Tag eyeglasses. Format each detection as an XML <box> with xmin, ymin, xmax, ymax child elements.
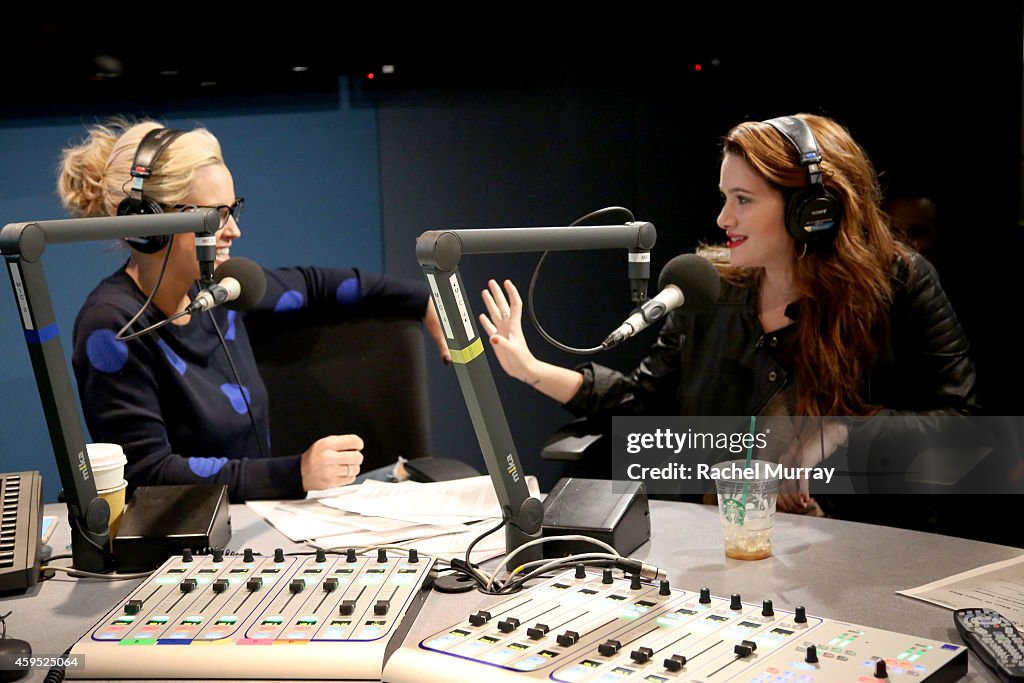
<box><xmin>170</xmin><ymin>198</ymin><xmax>244</xmax><ymax>229</ymax></box>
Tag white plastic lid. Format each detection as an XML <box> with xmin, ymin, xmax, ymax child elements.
<box><xmin>86</xmin><ymin>443</ymin><xmax>127</xmax><ymax>470</ymax></box>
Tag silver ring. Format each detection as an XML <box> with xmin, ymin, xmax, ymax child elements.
<box><xmin>501</xmin><ymin>310</ymin><xmax>511</xmax><ymax>320</ymax></box>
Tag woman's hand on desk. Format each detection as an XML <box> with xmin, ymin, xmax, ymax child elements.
<box><xmin>301</xmin><ymin>434</ymin><xmax>365</xmax><ymax>491</ymax></box>
<box><xmin>777</xmin><ymin>420</ymin><xmax>849</xmax><ymax>512</ymax></box>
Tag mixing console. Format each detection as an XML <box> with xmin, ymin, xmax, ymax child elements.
<box><xmin>384</xmin><ymin>567</ymin><xmax>967</xmax><ymax>683</ymax></box>
<box><xmin>68</xmin><ymin>547</ymin><xmax>435</xmax><ymax>679</ymax></box>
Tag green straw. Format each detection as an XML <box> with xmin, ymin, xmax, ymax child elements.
<box><xmin>738</xmin><ymin>414</ymin><xmax>756</xmax><ymax>526</ymax></box>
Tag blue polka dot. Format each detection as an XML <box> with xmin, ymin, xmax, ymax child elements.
<box><xmin>225</xmin><ymin>310</ymin><xmax>237</xmax><ymax>341</ymax></box>
<box><xmin>336</xmin><ymin>277</ymin><xmax>361</xmax><ymax>305</ymax></box>
<box><xmin>188</xmin><ymin>457</ymin><xmax>228</xmax><ymax>477</ymax></box>
<box><xmin>274</xmin><ymin>290</ymin><xmax>305</xmax><ymax>312</ymax></box>
<box><xmin>86</xmin><ymin>329</ymin><xmax>129</xmax><ymax>373</ymax></box>
<box><xmin>157</xmin><ymin>339</ymin><xmax>187</xmax><ymax>376</ymax></box>
<box><xmin>219</xmin><ymin>383</ymin><xmax>251</xmax><ymax>414</ymax></box>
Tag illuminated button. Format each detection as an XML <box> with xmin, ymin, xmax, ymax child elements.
<box><xmin>339</xmin><ymin>600</ymin><xmax>357</xmax><ymax>616</ymax></box>
<box><xmin>599</xmin><ymin>639</ymin><xmax>622</xmax><ymax>656</ymax></box>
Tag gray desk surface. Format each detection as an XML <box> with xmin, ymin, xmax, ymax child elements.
<box><xmin>4</xmin><ymin>500</ymin><xmax>1021</xmax><ymax>682</ymax></box>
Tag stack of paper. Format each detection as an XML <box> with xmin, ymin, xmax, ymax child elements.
<box><xmin>246</xmin><ymin>476</ymin><xmax>540</xmax><ymax>564</ymax></box>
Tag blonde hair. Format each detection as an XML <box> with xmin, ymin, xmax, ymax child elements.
<box><xmin>58</xmin><ymin>117</ymin><xmax>224</xmax><ymax>218</ymax></box>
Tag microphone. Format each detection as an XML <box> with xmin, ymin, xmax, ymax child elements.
<box><xmin>194</xmin><ymin>232</ymin><xmax>217</xmax><ymax>285</ymax></box>
<box><xmin>602</xmin><ymin>253</ymin><xmax>721</xmax><ymax>349</ymax></box>
<box><xmin>186</xmin><ymin>256</ymin><xmax>267</xmax><ymax>314</ymax></box>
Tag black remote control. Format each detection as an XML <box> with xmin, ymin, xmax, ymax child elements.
<box><xmin>953</xmin><ymin>608</ymin><xmax>1024</xmax><ymax>682</ymax></box>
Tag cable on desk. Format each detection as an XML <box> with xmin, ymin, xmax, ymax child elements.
<box><xmin>40</xmin><ymin>565</ymin><xmax>154</xmax><ymax>580</ymax></box>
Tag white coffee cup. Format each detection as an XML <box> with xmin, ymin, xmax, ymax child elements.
<box><xmin>86</xmin><ymin>443</ymin><xmax>128</xmax><ymax>491</ymax></box>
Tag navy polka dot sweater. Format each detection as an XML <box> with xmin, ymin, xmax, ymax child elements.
<box><xmin>71</xmin><ymin>263</ymin><xmax>430</xmax><ymax>502</ymax></box>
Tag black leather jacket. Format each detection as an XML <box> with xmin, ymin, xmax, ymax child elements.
<box><xmin>565</xmin><ymin>252</ymin><xmax>980</xmax><ymax>418</ymax></box>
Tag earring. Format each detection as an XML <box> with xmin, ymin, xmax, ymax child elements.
<box><xmin>797</xmin><ymin>243</ymin><xmax>809</xmax><ymax>260</ymax></box>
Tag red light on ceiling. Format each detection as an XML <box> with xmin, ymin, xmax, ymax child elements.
<box><xmin>366</xmin><ymin>72</ymin><xmax>375</xmax><ymax>80</ymax></box>
<box><xmin>694</xmin><ymin>63</ymin><xmax>703</xmax><ymax>72</ymax></box>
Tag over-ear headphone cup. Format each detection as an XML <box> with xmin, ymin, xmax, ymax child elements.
<box><xmin>786</xmin><ymin>188</ymin><xmax>841</xmax><ymax>245</ymax></box>
<box><xmin>117</xmin><ymin>197</ymin><xmax>171</xmax><ymax>254</ymax></box>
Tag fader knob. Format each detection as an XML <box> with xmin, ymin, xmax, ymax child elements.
<box><xmin>323</xmin><ymin>578</ymin><xmax>339</xmax><ymax>592</ymax></box>
<box><xmin>377</xmin><ymin>549</ymin><xmax>389</xmax><ymax>563</ymax></box>
<box><xmin>730</xmin><ymin>593</ymin><xmax>742</xmax><ymax>610</ymax></box>
<box><xmin>527</xmin><ymin>623</ymin><xmax>549</xmax><ymax>640</ymax></box>
<box><xmin>630</xmin><ymin>647</ymin><xmax>653</xmax><ymax>664</ymax></box>
<box><xmin>468</xmin><ymin>611</ymin><xmax>491</xmax><ymax>626</ymax></box>
<box><xmin>374</xmin><ymin>599</ymin><xmax>390</xmax><ymax>615</ymax></box>
<box><xmin>340</xmin><ymin>600</ymin><xmax>357</xmax><ymax>616</ymax></box>
<box><xmin>212</xmin><ymin>548</ymin><xmax>224</xmax><ymax>562</ymax></box>
<box><xmin>805</xmin><ymin>645</ymin><xmax>819</xmax><ymax>663</ymax></box>
<box><xmin>246</xmin><ymin>577</ymin><xmax>262</xmax><ymax>591</ymax></box>
<box><xmin>346</xmin><ymin>548</ymin><xmax>357</xmax><ymax>563</ymax></box>
<box><xmin>699</xmin><ymin>587</ymin><xmax>711</xmax><ymax>604</ymax></box>
<box><xmin>497</xmin><ymin>617</ymin><xmax>520</xmax><ymax>633</ymax></box>
<box><xmin>664</xmin><ymin>655</ymin><xmax>687</xmax><ymax>672</ymax></box>
<box><xmin>794</xmin><ymin>606</ymin><xmax>807</xmax><ymax>623</ymax></box>
<box><xmin>598</xmin><ymin>639</ymin><xmax>621</xmax><ymax>656</ymax></box>
<box><xmin>602</xmin><ymin>569</ymin><xmax>614</xmax><ymax>584</ymax></box>
<box><xmin>557</xmin><ymin>630</ymin><xmax>580</xmax><ymax>647</ymax></box>
<box><xmin>409</xmin><ymin>549</ymin><xmax>419</xmax><ymax>563</ymax></box>
<box><xmin>762</xmin><ymin>599</ymin><xmax>774</xmax><ymax>616</ymax></box>
<box><xmin>125</xmin><ymin>599</ymin><xmax>143</xmax><ymax>615</ymax></box>
<box><xmin>274</xmin><ymin>548</ymin><xmax>285</xmax><ymax>563</ymax></box>
<box><xmin>289</xmin><ymin>579</ymin><xmax>305</xmax><ymax>594</ymax></box>
<box><xmin>874</xmin><ymin>660</ymin><xmax>889</xmax><ymax>678</ymax></box>
<box><xmin>180</xmin><ymin>578</ymin><xmax>197</xmax><ymax>593</ymax></box>
<box><xmin>213</xmin><ymin>579</ymin><xmax>230</xmax><ymax>594</ymax></box>
<box><xmin>630</xmin><ymin>574</ymin><xmax>643</xmax><ymax>590</ymax></box>
<box><xmin>181</xmin><ymin>548</ymin><xmax>193</xmax><ymax>562</ymax></box>
<box><xmin>243</xmin><ymin>548</ymin><xmax>255</xmax><ymax>563</ymax></box>
<box><xmin>316</xmin><ymin>549</ymin><xmax>327</xmax><ymax>563</ymax></box>
<box><xmin>659</xmin><ymin>579</ymin><xmax>671</xmax><ymax>595</ymax></box>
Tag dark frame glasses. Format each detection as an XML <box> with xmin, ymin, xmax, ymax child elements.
<box><xmin>170</xmin><ymin>197</ymin><xmax>244</xmax><ymax>228</ymax></box>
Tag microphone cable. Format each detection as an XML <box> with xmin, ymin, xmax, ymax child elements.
<box><xmin>208</xmin><ymin>308</ymin><xmax>268</xmax><ymax>461</ymax></box>
<box><xmin>526</xmin><ymin>206</ymin><xmax>636</xmax><ymax>355</ymax></box>
<box><xmin>115</xmin><ymin>237</ymin><xmax>176</xmax><ymax>341</ymax></box>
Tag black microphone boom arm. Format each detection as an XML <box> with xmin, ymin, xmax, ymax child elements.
<box><xmin>416</xmin><ymin>222</ymin><xmax>656</xmax><ymax>564</ymax></box>
<box><xmin>0</xmin><ymin>210</ymin><xmax>220</xmax><ymax>573</ymax></box>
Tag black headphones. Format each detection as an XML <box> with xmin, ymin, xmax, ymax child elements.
<box><xmin>116</xmin><ymin>127</ymin><xmax>186</xmax><ymax>253</ymax></box>
<box><xmin>762</xmin><ymin>116</ymin><xmax>841</xmax><ymax>245</ymax></box>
